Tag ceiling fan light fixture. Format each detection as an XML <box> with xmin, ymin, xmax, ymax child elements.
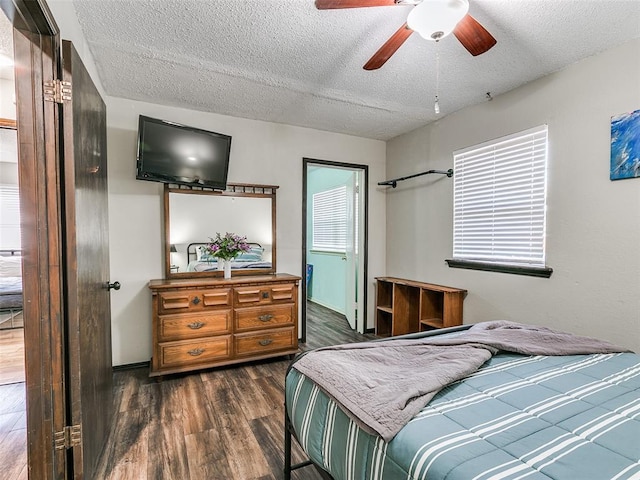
<box><xmin>407</xmin><ymin>0</ymin><xmax>469</xmax><ymax>41</ymax></box>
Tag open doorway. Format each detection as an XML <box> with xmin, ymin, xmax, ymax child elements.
<box><xmin>0</xmin><ymin>10</ymin><xmax>26</xmax><ymax>477</ymax></box>
<box><xmin>301</xmin><ymin>158</ymin><xmax>368</xmax><ymax>346</ymax></box>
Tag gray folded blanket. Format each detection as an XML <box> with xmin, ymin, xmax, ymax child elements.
<box><xmin>292</xmin><ymin>320</ymin><xmax>631</xmax><ymax>442</ymax></box>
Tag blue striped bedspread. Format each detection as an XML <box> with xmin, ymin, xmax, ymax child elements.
<box><xmin>286</xmin><ymin>352</ymin><xmax>640</xmax><ymax>479</ymax></box>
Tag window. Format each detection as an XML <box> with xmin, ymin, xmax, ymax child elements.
<box><xmin>0</xmin><ymin>127</ymin><xmax>20</xmax><ymax>250</ymax></box>
<box><xmin>0</xmin><ymin>184</ymin><xmax>21</xmax><ymax>250</ymax></box>
<box><xmin>312</xmin><ymin>185</ymin><xmax>346</xmax><ymax>252</ymax></box>
<box><xmin>447</xmin><ymin>125</ymin><xmax>552</xmax><ymax>277</ymax></box>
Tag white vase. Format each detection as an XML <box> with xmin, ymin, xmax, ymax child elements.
<box><xmin>216</xmin><ymin>258</ymin><xmax>224</xmax><ymax>270</ymax></box>
<box><xmin>223</xmin><ymin>259</ymin><xmax>232</xmax><ymax>279</ymax></box>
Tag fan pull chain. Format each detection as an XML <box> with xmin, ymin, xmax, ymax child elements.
<box><xmin>434</xmin><ymin>42</ymin><xmax>440</xmax><ymax>115</ymax></box>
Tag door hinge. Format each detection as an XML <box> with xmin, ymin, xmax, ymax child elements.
<box><xmin>44</xmin><ymin>80</ymin><xmax>72</xmax><ymax>104</ymax></box>
<box><xmin>54</xmin><ymin>424</ymin><xmax>82</xmax><ymax>450</ymax></box>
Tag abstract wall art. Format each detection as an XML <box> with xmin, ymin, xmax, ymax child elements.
<box><xmin>610</xmin><ymin>108</ymin><xmax>640</xmax><ymax>180</ymax></box>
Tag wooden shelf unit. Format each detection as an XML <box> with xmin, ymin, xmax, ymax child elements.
<box><xmin>375</xmin><ymin>277</ymin><xmax>466</xmax><ymax>337</ymax></box>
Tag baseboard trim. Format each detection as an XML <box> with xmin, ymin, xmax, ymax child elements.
<box><xmin>113</xmin><ymin>361</ymin><xmax>150</xmax><ymax>372</ymax></box>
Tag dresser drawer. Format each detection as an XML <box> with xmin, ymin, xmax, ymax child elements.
<box><xmin>234</xmin><ymin>327</ymin><xmax>296</xmax><ymax>357</ymax></box>
<box><xmin>158</xmin><ymin>288</ymin><xmax>231</xmax><ymax>314</ymax></box>
<box><xmin>234</xmin><ymin>282</ymin><xmax>296</xmax><ymax>306</ymax></box>
<box><xmin>159</xmin><ymin>336</ymin><xmax>231</xmax><ymax>368</ymax></box>
<box><xmin>235</xmin><ymin>304</ymin><xmax>294</xmax><ymax>332</ymax></box>
<box><xmin>158</xmin><ymin>310</ymin><xmax>231</xmax><ymax>341</ymax></box>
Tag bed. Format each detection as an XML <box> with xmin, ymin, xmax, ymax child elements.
<box><xmin>284</xmin><ymin>322</ymin><xmax>640</xmax><ymax>480</ymax></box>
<box><xmin>185</xmin><ymin>242</ymin><xmax>272</xmax><ymax>272</ymax></box>
<box><xmin>0</xmin><ymin>251</ymin><xmax>23</xmax><ymax>329</ymax></box>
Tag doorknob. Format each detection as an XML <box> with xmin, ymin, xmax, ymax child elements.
<box><xmin>107</xmin><ymin>281</ymin><xmax>121</xmax><ymax>291</ymax></box>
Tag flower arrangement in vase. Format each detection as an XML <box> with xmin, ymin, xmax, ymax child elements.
<box><xmin>202</xmin><ymin>232</ymin><xmax>251</xmax><ymax>278</ymax></box>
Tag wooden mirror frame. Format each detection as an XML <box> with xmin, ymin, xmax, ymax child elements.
<box><xmin>164</xmin><ymin>183</ymin><xmax>278</xmax><ymax>279</ymax></box>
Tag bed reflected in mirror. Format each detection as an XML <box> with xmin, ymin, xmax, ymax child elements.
<box><xmin>164</xmin><ymin>184</ymin><xmax>277</xmax><ymax>278</ymax></box>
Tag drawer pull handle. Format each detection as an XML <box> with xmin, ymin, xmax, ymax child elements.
<box><xmin>258</xmin><ymin>314</ymin><xmax>273</xmax><ymax>322</ymax></box>
<box><xmin>192</xmin><ymin>297</ymin><xmax>201</xmax><ymax>305</ymax></box>
<box><xmin>187</xmin><ymin>321</ymin><xmax>205</xmax><ymax>329</ymax></box>
<box><xmin>262</xmin><ymin>292</ymin><xmax>270</xmax><ymax>299</ymax></box>
<box><xmin>259</xmin><ymin>339</ymin><xmax>273</xmax><ymax>346</ymax></box>
<box><xmin>187</xmin><ymin>348</ymin><xmax>205</xmax><ymax>356</ymax></box>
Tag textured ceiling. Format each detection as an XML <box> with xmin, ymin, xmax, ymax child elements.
<box><xmin>70</xmin><ymin>0</ymin><xmax>640</xmax><ymax>140</ymax></box>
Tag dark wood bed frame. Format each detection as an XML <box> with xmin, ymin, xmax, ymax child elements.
<box><xmin>283</xmin><ymin>324</ymin><xmax>472</xmax><ymax>479</ymax></box>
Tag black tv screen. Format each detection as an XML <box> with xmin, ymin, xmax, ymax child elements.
<box><xmin>136</xmin><ymin>115</ymin><xmax>232</xmax><ymax>189</ymax></box>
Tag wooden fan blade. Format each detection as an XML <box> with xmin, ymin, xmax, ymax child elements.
<box><xmin>364</xmin><ymin>23</ymin><xmax>413</xmax><ymax>70</ymax></box>
<box><xmin>315</xmin><ymin>0</ymin><xmax>399</xmax><ymax>9</ymax></box>
<box><xmin>453</xmin><ymin>14</ymin><xmax>497</xmax><ymax>56</ymax></box>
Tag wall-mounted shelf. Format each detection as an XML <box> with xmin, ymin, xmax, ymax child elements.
<box><xmin>375</xmin><ymin>277</ymin><xmax>466</xmax><ymax>337</ymax></box>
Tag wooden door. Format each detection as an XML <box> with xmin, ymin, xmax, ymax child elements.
<box><xmin>60</xmin><ymin>39</ymin><xmax>113</xmax><ymax>479</ymax></box>
<box><xmin>10</xmin><ymin>11</ymin><xmax>68</xmax><ymax>479</ymax></box>
<box><xmin>5</xmin><ymin>1</ymin><xmax>113</xmax><ymax>477</ymax></box>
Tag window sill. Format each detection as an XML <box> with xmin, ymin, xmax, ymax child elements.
<box><xmin>445</xmin><ymin>259</ymin><xmax>553</xmax><ymax>278</ymax></box>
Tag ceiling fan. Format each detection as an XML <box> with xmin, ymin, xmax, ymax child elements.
<box><xmin>315</xmin><ymin>0</ymin><xmax>497</xmax><ymax>70</ymax></box>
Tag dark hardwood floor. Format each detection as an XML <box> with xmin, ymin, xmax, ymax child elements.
<box><xmin>0</xmin><ymin>328</ymin><xmax>26</xmax><ymax>480</ymax></box>
<box><xmin>0</xmin><ymin>382</ymin><xmax>26</xmax><ymax>480</ymax></box>
<box><xmin>303</xmin><ymin>300</ymin><xmax>377</xmax><ymax>349</ymax></box>
<box><xmin>94</xmin><ymin>301</ymin><xmax>376</xmax><ymax>480</ymax></box>
<box><xmin>0</xmin><ymin>328</ymin><xmax>25</xmax><ymax>385</ymax></box>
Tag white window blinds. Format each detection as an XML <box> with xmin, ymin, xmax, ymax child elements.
<box><xmin>0</xmin><ymin>185</ymin><xmax>21</xmax><ymax>250</ymax></box>
<box><xmin>453</xmin><ymin>125</ymin><xmax>548</xmax><ymax>267</ymax></box>
<box><xmin>313</xmin><ymin>185</ymin><xmax>346</xmax><ymax>252</ymax></box>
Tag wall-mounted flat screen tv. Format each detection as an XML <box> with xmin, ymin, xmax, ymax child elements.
<box><xmin>136</xmin><ymin>115</ymin><xmax>232</xmax><ymax>190</ymax></box>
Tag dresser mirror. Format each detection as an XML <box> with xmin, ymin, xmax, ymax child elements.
<box><xmin>164</xmin><ymin>184</ymin><xmax>277</xmax><ymax>278</ymax></box>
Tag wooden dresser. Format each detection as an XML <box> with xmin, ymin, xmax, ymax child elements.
<box><xmin>148</xmin><ymin>274</ymin><xmax>300</xmax><ymax>377</ymax></box>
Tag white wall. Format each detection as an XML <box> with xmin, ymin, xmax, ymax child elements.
<box><xmin>0</xmin><ymin>77</ymin><xmax>17</xmax><ymax>183</ymax></box>
<box><xmin>47</xmin><ymin>1</ymin><xmax>105</xmax><ymax>97</ymax></box>
<box><xmin>0</xmin><ymin>79</ymin><xmax>15</xmax><ymax>119</ymax></box>
<box><xmin>106</xmin><ymin>97</ymin><xmax>386</xmax><ymax>365</ymax></box>
<box><xmin>45</xmin><ymin>1</ymin><xmax>385</xmax><ymax>366</ymax></box>
<box><xmin>386</xmin><ymin>39</ymin><xmax>640</xmax><ymax>352</ymax></box>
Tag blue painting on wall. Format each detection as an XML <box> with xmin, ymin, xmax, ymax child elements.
<box><xmin>610</xmin><ymin>108</ymin><xmax>640</xmax><ymax>180</ymax></box>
